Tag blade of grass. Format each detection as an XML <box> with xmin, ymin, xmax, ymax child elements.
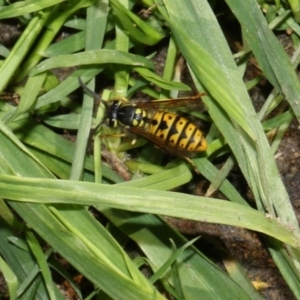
<box><xmin>34</xmin><ymin>68</ymin><xmax>103</xmax><ymax>110</ymax></box>
<box><xmin>267</xmin><ymin>237</ymin><xmax>300</xmax><ymax>299</ymax></box>
<box><xmin>31</xmin><ymin>49</ymin><xmax>154</xmax><ymax>75</ymax></box>
<box><xmin>4</xmin><ymin>73</ymin><xmax>47</xmax><ymax>123</ymax></box>
<box><xmin>112</xmin><ymin>0</ymin><xmax>130</xmax><ymax>99</ymax></box>
<box><xmin>0</xmin><ymin>121</ymin><xmax>53</xmax><ymax>178</ymax></box>
<box><xmin>149</xmin><ymin>237</ymin><xmax>199</xmax><ymax>284</ymax></box>
<box><xmin>9</xmin><ymin>119</ymin><xmax>123</xmax><ymax>183</ymax></box>
<box><xmin>0</xmin><ymin>220</ymin><xmax>58</xmax><ymax>299</ymax></box>
<box><xmin>0</xmin><ymin>255</ymin><xmax>18</xmax><ymax>300</ymax></box>
<box><xmin>16</xmin><ymin>0</ymin><xmax>96</xmax><ymax>82</ymax></box>
<box><xmin>43</xmin><ymin>31</ymin><xmax>85</xmax><ymax>57</ymax></box>
<box><xmin>0</xmin><ymin>0</ymin><xmax>65</xmax><ymax>19</ymax></box>
<box><xmin>110</xmin><ymin>0</ymin><xmax>165</xmax><ymax>45</ymax></box>
<box><xmin>74</xmin><ymin>0</ymin><xmax>109</xmax><ymax>183</ymax></box>
<box><xmin>11</xmin><ymin>201</ymin><xmax>164</xmax><ymax>300</ymax></box>
<box><xmin>223</xmin><ymin>257</ymin><xmax>263</xmax><ymax>300</ymax></box>
<box><xmin>134</xmin><ymin>66</ymin><xmax>190</xmax><ymax>90</ymax></box>
<box><xmin>0</xmin><ymin>175</ymin><xmax>299</xmax><ymax>248</ymax></box>
<box><xmin>100</xmin><ymin>210</ymin><xmax>253</xmax><ymax>300</ymax></box>
<box><xmin>28</xmin><ymin>146</ymin><xmax>95</xmax><ymax>182</ymax></box>
<box><xmin>119</xmin><ymin>163</ymin><xmax>192</xmax><ymax>189</ymax></box>
<box><xmin>225</xmin><ymin>0</ymin><xmax>300</xmax><ymax>288</ymax></box>
<box><xmin>288</xmin><ymin>0</ymin><xmax>300</xmax><ymax>22</ymax></box>
<box><xmin>49</xmin><ymin>257</ymin><xmax>83</xmax><ymax>300</ymax></box>
<box><xmin>69</xmin><ymin>82</ymin><xmax>94</xmax><ymax>180</ymax></box>
<box><xmin>26</xmin><ymin>231</ymin><xmax>56</xmax><ymax>300</ymax></box>
<box><xmin>226</xmin><ymin>0</ymin><xmax>300</xmax><ymax>125</ymax></box>
<box><xmin>0</xmin><ymin>8</ymin><xmax>51</xmax><ymax>91</ymax></box>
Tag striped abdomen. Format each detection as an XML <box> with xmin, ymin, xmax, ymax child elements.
<box><xmin>146</xmin><ymin>111</ymin><xmax>207</xmax><ymax>152</ymax></box>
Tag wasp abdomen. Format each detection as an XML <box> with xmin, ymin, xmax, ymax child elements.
<box><xmin>148</xmin><ymin>112</ymin><xmax>207</xmax><ymax>152</ymax></box>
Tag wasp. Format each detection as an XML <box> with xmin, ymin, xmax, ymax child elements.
<box><xmin>79</xmin><ymin>79</ymin><xmax>207</xmax><ymax>171</ymax></box>
<box><xmin>107</xmin><ymin>97</ymin><xmax>207</xmax><ymax>152</ymax></box>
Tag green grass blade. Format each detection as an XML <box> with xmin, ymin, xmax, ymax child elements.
<box><xmin>149</xmin><ymin>237</ymin><xmax>199</xmax><ymax>284</ymax></box>
<box><xmin>0</xmin><ymin>255</ymin><xmax>18</xmax><ymax>300</ymax></box>
<box><xmin>0</xmin><ymin>220</ymin><xmax>55</xmax><ymax>299</ymax></box>
<box><xmin>226</xmin><ymin>0</ymin><xmax>300</xmax><ymax>123</ymax></box>
<box><xmin>5</xmin><ymin>73</ymin><xmax>47</xmax><ymax>123</ymax></box>
<box><xmin>134</xmin><ymin>66</ymin><xmax>190</xmax><ymax>90</ymax></box>
<box><xmin>34</xmin><ymin>68</ymin><xmax>102</xmax><ymax>110</ymax></box>
<box><xmin>267</xmin><ymin>237</ymin><xmax>300</xmax><ymax>299</ymax></box>
<box><xmin>0</xmin><ymin>175</ymin><xmax>299</xmax><ymax>249</ymax></box>
<box><xmin>16</xmin><ymin>0</ymin><xmax>99</xmax><ymax>82</ymax></box>
<box><xmin>31</xmin><ymin>49</ymin><xmax>154</xmax><ymax>75</ymax></box>
<box><xmin>9</xmin><ymin>119</ymin><xmax>123</xmax><ymax>183</ymax></box>
<box><xmin>44</xmin><ymin>31</ymin><xmax>85</xmax><ymax>57</ymax></box>
<box><xmin>0</xmin><ymin>121</ymin><xmax>52</xmax><ymax>178</ymax></box>
<box><xmin>224</xmin><ymin>258</ymin><xmax>263</xmax><ymax>300</ymax></box>
<box><xmin>0</xmin><ymin>10</ymin><xmax>50</xmax><ymax>91</ymax></box>
<box><xmin>111</xmin><ymin>0</ymin><xmax>130</xmax><ymax>100</ymax></box>
<box><xmin>0</xmin><ymin>0</ymin><xmax>65</xmax><ymax>19</ymax></box>
<box><xmin>101</xmin><ymin>210</ymin><xmax>252</xmax><ymax>299</ymax></box>
<box><xmin>69</xmin><ymin>85</ymin><xmax>94</xmax><ymax>180</ymax></box>
<box><xmin>110</xmin><ymin>0</ymin><xmax>165</xmax><ymax>45</ymax></box>
<box><xmin>26</xmin><ymin>232</ymin><xmax>56</xmax><ymax>300</ymax></box>
<box><xmin>194</xmin><ymin>157</ymin><xmax>248</xmax><ymax>206</ymax></box>
<box><xmin>10</xmin><ymin>202</ymin><xmax>164</xmax><ymax>300</ymax></box>
<box><xmin>119</xmin><ymin>164</ymin><xmax>192</xmax><ymax>190</ymax></box>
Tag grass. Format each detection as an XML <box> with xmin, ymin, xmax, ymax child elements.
<box><xmin>0</xmin><ymin>0</ymin><xmax>300</xmax><ymax>299</ymax></box>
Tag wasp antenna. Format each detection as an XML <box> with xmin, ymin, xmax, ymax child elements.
<box><xmin>78</xmin><ymin>77</ymin><xmax>108</xmax><ymax>109</ymax></box>
<box><xmin>78</xmin><ymin>77</ymin><xmax>100</xmax><ymax>100</ymax></box>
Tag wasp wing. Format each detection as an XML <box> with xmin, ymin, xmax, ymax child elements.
<box><xmin>135</xmin><ymin>93</ymin><xmax>207</xmax><ymax>114</ymax></box>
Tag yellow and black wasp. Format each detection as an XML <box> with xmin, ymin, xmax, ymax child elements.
<box><xmin>79</xmin><ymin>79</ymin><xmax>207</xmax><ymax>171</ymax></box>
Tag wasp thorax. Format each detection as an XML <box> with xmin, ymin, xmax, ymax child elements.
<box><xmin>116</xmin><ymin>105</ymin><xmax>147</xmax><ymax>127</ymax></box>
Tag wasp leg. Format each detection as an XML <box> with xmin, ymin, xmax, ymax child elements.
<box><xmin>114</xmin><ymin>96</ymin><xmax>130</xmax><ymax>104</ymax></box>
<box><xmin>101</xmin><ymin>148</ymin><xmax>131</xmax><ymax>181</ymax></box>
<box><xmin>100</xmin><ymin>133</ymin><xmax>127</xmax><ymax>139</ymax></box>
<box><xmin>138</xmin><ymin>3</ymin><xmax>158</xmax><ymax>18</ymax></box>
<box><xmin>183</xmin><ymin>157</ymin><xmax>200</xmax><ymax>174</ymax></box>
